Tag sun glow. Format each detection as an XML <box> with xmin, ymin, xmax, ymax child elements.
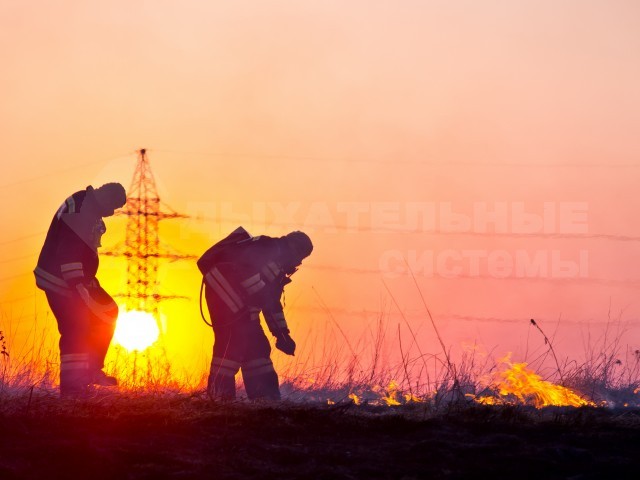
<box><xmin>113</xmin><ymin>309</ymin><xmax>160</xmax><ymax>351</ymax></box>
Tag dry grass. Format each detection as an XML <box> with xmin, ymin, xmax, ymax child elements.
<box><xmin>1</xmin><ymin>308</ymin><xmax>639</xmax><ymax>479</ymax></box>
<box><xmin>1</xmin><ymin>300</ymin><xmax>639</xmax><ymax>411</ymax></box>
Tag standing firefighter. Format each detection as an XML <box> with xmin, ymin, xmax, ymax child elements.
<box><xmin>34</xmin><ymin>183</ymin><xmax>127</xmax><ymax>396</ymax></box>
<box><xmin>198</xmin><ymin>227</ymin><xmax>313</xmax><ymax>401</ymax></box>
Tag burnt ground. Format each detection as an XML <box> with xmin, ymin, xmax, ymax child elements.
<box><xmin>0</xmin><ymin>394</ymin><xmax>639</xmax><ymax>480</ymax></box>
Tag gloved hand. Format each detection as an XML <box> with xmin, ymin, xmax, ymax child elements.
<box><xmin>275</xmin><ymin>332</ymin><xmax>296</xmax><ymax>356</ymax></box>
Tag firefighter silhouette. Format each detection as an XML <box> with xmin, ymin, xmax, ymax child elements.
<box><xmin>198</xmin><ymin>227</ymin><xmax>313</xmax><ymax>400</ymax></box>
<box><xmin>34</xmin><ymin>183</ymin><xmax>126</xmax><ymax>396</ymax></box>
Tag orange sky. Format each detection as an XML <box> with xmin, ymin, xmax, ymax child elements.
<box><xmin>2</xmin><ymin>1</ymin><xmax>640</xmax><ymax>384</ymax></box>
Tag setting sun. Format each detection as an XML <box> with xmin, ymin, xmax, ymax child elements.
<box><xmin>113</xmin><ymin>309</ymin><xmax>161</xmax><ymax>351</ymax></box>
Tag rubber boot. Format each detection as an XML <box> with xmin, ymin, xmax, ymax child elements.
<box><xmin>60</xmin><ymin>353</ymin><xmax>90</xmax><ymax>397</ymax></box>
<box><xmin>90</xmin><ymin>369</ymin><xmax>118</xmax><ymax>386</ymax></box>
<box><xmin>207</xmin><ymin>372</ymin><xmax>236</xmax><ymax>400</ymax></box>
<box><xmin>207</xmin><ymin>356</ymin><xmax>240</xmax><ymax>400</ymax></box>
<box><xmin>242</xmin><ymin>358</ymin><xmax>281</xmax><ymax>401</ymax></box>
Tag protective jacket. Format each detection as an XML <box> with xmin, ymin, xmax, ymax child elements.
<box><xmin>34</xmin><ymin>188</ymin><xmax>103</xmax><ymax>296</ymax></box>
<box><xmin>200</xmin><ymin>230</ymin><xmax>291</xmax><ymax>335</ymax></box>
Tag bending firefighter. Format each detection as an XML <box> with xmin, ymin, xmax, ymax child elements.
<box><xmin>34</xmin><ymin>183</ymin><xmax>127</xmax><ymax>396</ymax></box>
<box><xmin>198</xmin><ymin>227</ymin><xmax>313</xmax><ymax>400</ymax></box>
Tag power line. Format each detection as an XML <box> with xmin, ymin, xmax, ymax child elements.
<box><xmin>0</xmin><ymin>232</ymin><xmax>46</xmax><ymax>246</ymax></box>
<box><xmin>438</xmin><ymin>231</ymin><xmax>640</xmax><ymax>242</ymax></box>
<box><xmin>0</xmin><ymin>253</ymin><xmax>37</xmax><ymax>264</ymax></box>
<box><xmin>307</xmin><ymin>263</ymin><xmax>640</xmax><ymax>288</ymax></box>
<box><xmin>0</xmin><ymin>292</ymin><xmax>37</xmax><ymax>305</ymax></box>
<box><xmin>0</xmin><ymin>272</ymin><xmax>32</xmax><ymax>284</ymax></box>
<box><xmin>2</xmin><ymin>259</ymin><xmax>637</xmax><ymax>288</ymax></box>
<box><xmin>2</xmin><ymin>221</ymin><xmax>639</xmax><ymax>270</ymax></box>
<box><xmin>153</xmin><ymin>148</ymin><xmax>640</xmax><ymax>168</ymax></box>
<box><xmin>190</xmin><ymin>214</ymin><xmax>640</xmax><ymax>242</ymax></box>
<box><xmin>0</xmin><ymin>151</ymin><xmax>135</xmax><ymax>190</ymax></box>
<box><xmin>244</xmin><ymin>304</ymin><xmax>640</xmax><ymax>327</ymax></box>
<box><xmin>2</xmin><ymin>291</ymin><xmax>634</xmax><ymax>328</ymax></box>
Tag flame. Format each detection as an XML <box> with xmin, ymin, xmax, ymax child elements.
<box><xmin>475</xmin><ymin>357</ymin><xmax>595</xmax><ymax>408</ymax></box>
<box><xmin>380</xmin><ymin>380</ymin><xmax>402</xmax><ymax>406</ymax></box>
<box><xmin>113</xmin><ymin>309</ymin><xmax>160</xmax><ymax>351</ymax></box>
<box><xmin>404</xmin><ymin>392</ymin><xmax>422</xmax><ymax>403</ymax></box>
<box><xmin>348</xmin><ymin>393</ymin><xmax>361</xmax><ymax>405</ymax></box>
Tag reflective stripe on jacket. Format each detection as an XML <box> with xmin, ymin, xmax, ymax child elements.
<box><xmin>203</xmin><ymin>236</ymin><xmax>290</xmax><ymax>334</ymax></box>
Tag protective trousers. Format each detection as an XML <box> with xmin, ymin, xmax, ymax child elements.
<box><xmin>207</xmin><ymin>307</ymin><xmax>280</xmax><ymax>401</ymax></box>
<box><xmin>45</xmin><ymin>289</ymin><xmax>117</xmax><ymax>395</ymax></box>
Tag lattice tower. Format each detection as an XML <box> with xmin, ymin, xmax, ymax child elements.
<box><xmin>105</xmin><ymin>149</ymin><xmax>194</xmax><ymax>316</ymax></box>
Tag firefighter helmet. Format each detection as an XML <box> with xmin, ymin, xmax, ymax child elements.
<box><xmin>283</xmin><ymin>231</ymin><xmax>313</xmax><ymax>264</ymax></box>
<box><xmin>94</xmin><ymin>183</ymin><xmax>127</xmax><ymax>217</ymax></box>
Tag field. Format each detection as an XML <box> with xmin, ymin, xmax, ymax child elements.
<box><xmin>1</xmin><ymin>391</ymin><xmax>639</xmax><ymax>480</ymax></box>
<box><xmin>2</xmin><ymin>313</ymin><xmax>640</xmax><ymax>479</ymax></box>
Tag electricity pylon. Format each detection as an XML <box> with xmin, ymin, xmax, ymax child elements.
<box><xmin>105</xmin><ymin>148</ymin><xmax>195</xmax><ymax>317</ymax></box>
